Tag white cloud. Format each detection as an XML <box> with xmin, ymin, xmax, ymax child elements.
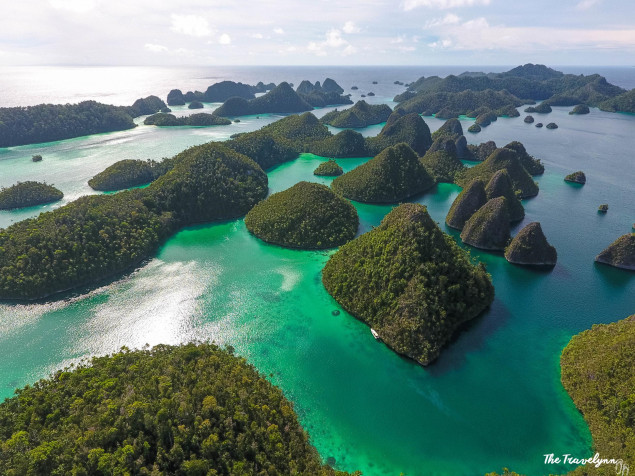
<box><xmin>399</xmin><ymin>45</ymin><xmax>417</xmax><ymax>52</ymax></box>
<box><xmin>428</xmin><ymin>39</ymin><xmax>453</xmax><ymax>48</ymax></box>
<box><xmin>390</xmin><ymin>36</ymin><xmax>405</xmax><ymax>44</ymax></box>
<box><xmin>403</xmin><ymin>0</ymin><xmax>490</xmax><ymax>11</ymax></box>
<box><xmin>343</xmin><ymin>21</ymin><xmax>360</xmax><ymax>34</ymax></box>
<box><xmin>218</xmin><ymin>33</ymin><xmax>231</xmax><ymax>45</ymax></box>
<box><xmin>342</xmin><ymin>44</ymin><xmax>358</xmax><ymax>55</ymax></box>
<box><xmin>49</xmin><ymin>0</ymin><xmax>98</xmax><ymax>13</ymax></box>
<box><xmin>425</xmin><ymin>13</ymin><xmax>461</xmax><ymax>28</ymax></box>
<box><xmin>273</xmin><ymin>27</ymin><xmax>285</xmax><ymax>34</ymax></box>
<box><xmin>576</xmin><ymin>0</ymin><xmax>601</xmax><ymax>10</ymax></box>
<box><xmin>170</xmin><ymin>14</ymin><xmax>212</xmax><ymax>37</ymax></box>
<box><xmin>144</xmin><ymin>43</ymin><xmax>168</xmax><ymax>53</ymax></box>
<box><xmin>325</xmin><ymin>29</ymin><xmax>346</xmax><ymax>47</ymax></box>
<box><xmin>251</xmin><ymin>33</ymin><xmax>264</xmax><ymax>39</ymax></box>
<box><xmin>307</xmin><ymin>28</ymin><xmax>359</xmax><ymax>56</ymax></box>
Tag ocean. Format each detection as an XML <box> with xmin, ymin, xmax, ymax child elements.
<box><xmin>0</xmin><ymin>65</ymin><xmax>634</xmax><ymax>476</ymax></box>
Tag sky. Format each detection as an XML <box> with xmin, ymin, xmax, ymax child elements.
<box><xmin>1</xmin><ymin>0</ymin><xmax>635</xmax><ymax>66</ymax></box>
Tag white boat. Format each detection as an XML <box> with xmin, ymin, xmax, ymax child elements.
<box><xmin>371</xmin><ymin>328</ymin><xmax>381</xmax><ymax>341</ymax></box>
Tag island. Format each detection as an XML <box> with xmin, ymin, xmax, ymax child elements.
<box><xmin>431</xmin><ymin>118</ymin><xmax>463</xmax><ymax>141</ymax></box>
<box><xmin>468</xmin><ymin>124</ymin><xmax>481</xmax><ymax>133</ymax></box>
<box><xmin>188</xmin><ymin>100</ymin><xmax>204</xmax><ymax>109</ymax></box>
<box><xmin>0</xmin><ymin>142</ymin><xmax>268</xmax><ymax>300</ymax></box>
<box><xmin>31</xmin><ymin>154</ymin><xmax>43</xmax><ymax>162</ymax></box>
<box><xmin>420</xmin><ymin>139</ymin><xmax>465</xmax><ymax>183</ymax></box>
<box><xmin>598</xmin><ymin>204</ymin><xmax>608</xmax><ymax>212</ymax></box>
<box><xmin>546</xmin><ymin>122</ymin><xmax>558</xmax><ymax>129</ymax></box>
<box><xmin>313</xmin><ymin>159</ymin><xmax>343</xmax><ymax>176</ymax></box>
<box><xmin>166</xmin><ymin>88</ymin><xmax>186</xmax><ymax>106</ymax></box>
<box><xmin>245</xmin><ymin>181</ymin><xmax>358</xmax><ymax>249</ymax></box>
<box><xmin>320</xmin><ymin>100</ymin><xmax>392</xmax><ymax>128</ymax></box>
<box><xmin>569</xmin><ymin>104</ymin><xmax>590</xmax><ymax>115</ymax></box>
<box><xmin>598</xmin><ymin>88</ymin><xmax>635</xmax><ymax>113</ymax></box>
<box><xmin>560</xmin><ymin>316</ymin><xmax>635</xmax><ymax>474</ymax></box>
<box><xmin>475</xmin><ymin>111</ymin><xmax>497</xmax><ymax>127</ymax></box>
<box><xmin>535</xmin><ymin>122</ymin><xmax>543</xmax><ymax>128</ymax></box>
<box><xmin>0</xmin><ymin>343</ymin><xmax>356</xmax><ymax>476</ymax></box>
<box><xmin>564</xmin><ymin>170</ymin><xmax>586</xmax><ymax>184</ymax></box>
<box><xmin>595</xmin><ymin>233</ymin><xmax>635</xmax><ymax>270</ymax></box>
<box><xmin>331</xmin><ymin>143</ymin><xmax>435</xmax><ymax>203</ymax></box>
<box><xmin>0</xmin><ymin>181</ymin><xmax>63</xmax><ymax>210</ymax></box>
<box><xmin>144</xmin><ymin>113</ymin><xmax>231</xmax><ymax>127</ymax></box>
<box><xmin>295</xmin><ymin>79</ymin><xmax>352</xmax><ymax>107</ymax></box>
<box><xmin>214</xmin><ymin>82</ymin><xmax>312</xmax><ymax>116</ymax></box>
<box><xmin>524</xmin><ymin>115</ymin><xmax>534</xmax><ymax>123</ymax></box>
<box><xmin>88</xmin><ymin>159</ymin><xmax>169</xmax><ymax>191</ymax></box>
<box><xmin>322</xmin><ymin>203</ymin><xmax>495</xmax><ymax>365</ymax></box>
<box><xmin>310</xmin><ymin>129</ymin><xmax>369</xmax><ymax>158</ymax></box>
<box><xmin>446</xmin><ymin>179</ymin><xmax>487</xmax><ymax>230</ymax></box>
<box><xmin>503</xmin><ymin>141</ymin><xmax>544</xmax><ymax>175</ymax></box>
<box><xmin>365</xmin><ymin>110</ymin><xmax>433</xmax><ymax>156</ymax></box>
<box><xmin>467</xmin><ymin>141</ymin><xmax>497</xmax><ymax>161</ymax></box>
<box><xmin>484</xmin><ymin>170</ymin><xmax>525</xmax><ymax>222</ymax></box>
<box><xmin>460</xmin><ymin>196</ymin><xmax>512</xmax><ymax>250</ymax></box>
<box><xmin>524</xmin><ymin>103</ymin><xmax>552</xmax><ymax>113</ymax></box>
<box><xmin>504</xmin><ymin>222</ymin><xmax>557</xmax><ymax>266</ymax></box>
<box><xmin>456</xmin><ymin>147</ymin><xmax>539</xmax><ymax>198</ymax></box>
<box><xmin>127</xmin><ymin>95</ymin><xmax>168</xmax><ymax>117</ymax></box>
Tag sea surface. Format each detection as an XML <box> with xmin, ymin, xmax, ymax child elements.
<box><xmin>0</xmin><ymin>66</ymin><xmax>634</xmax><ymax>476</ymax></box>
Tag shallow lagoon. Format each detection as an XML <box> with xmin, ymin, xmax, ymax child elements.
<box><xmin>1</xmin><ymin>73</ymin><xmax>634</xmax><ymax>475</ymax></box>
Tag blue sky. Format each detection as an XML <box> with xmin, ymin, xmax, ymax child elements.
<box><xmin>2</xmin><ymin>0</ymin><xmax>634</xmax><ymax>66</ymax></box>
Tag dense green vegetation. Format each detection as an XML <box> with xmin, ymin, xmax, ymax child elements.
<box><xmin>313</xmin><ymin>159</ymin><xmax>343</xmax><ymax>176</ymax></box>
<box><xmin>0</xmin><ymin>143</ymin><xmax>268</xmax><ymax>300</ymax></box>
<box><xmin>127</xmin><ymin>96</ymin><xmax>167</xmax><ymax>117</ymax></box>
<box><xmin>599</xmin><ymin>89</ymin><xmax>635</xmax><ymax>113</ymax></box>
<box><xmin>456</xmin><ymin>148</ymin><xmax>539</xmax><ymax>198</ymax></box>
<box><xmin>561</xmin><ymin>315</ymin><xmax>635</xmax><ymax>475</ymax></box>
<box><xmin>570</xmin><ymin>104</ymin><xmax>590</xmax><ymax>115</ymax></box>
<box><xmin>0</xmin><ymin>181</ymin><xmax>63</xmax><ymax>210</ymax></box>
<box><xmin>546</xmin><ymin>123</ymin><xmax>558</xmax><ymax>129</ymax></box>
<box><xmin>88</xmin><ymin>159</ymin><xmax>173</xmax><ymax>192</ymax></box>
<box><xmin>188</xmin><ymin>101</ymin><xmax>204</xmax><ymax>110</ymax></box>
<box><xmin>468</xmin><ymin>124</ymin><xmax>481</xmax><ymax>133</ymax></box>
<box><xmin>167</xmin><ymin>89</ymin><xmax>186</xmax><ymax>106</ymax></box>
<box><xmin>0</xmin><ymin>343</ymin><xmax>356</xmax><ymax>476</ymax></box>
<box><xmin>460</xmin><ymin>197</ymin><xmax>511</xmax><ymax>250</ymax></box>
<box><xmin>485</xmin><ymin>170</ymin><xmax>525</xmax><ymax>222</ymax></box>
<box><xmin>524</xmin><ymin>103</ymin><xmax>552</xmax><ymax>113</ymax></box>
<box><xmin>295</xmin><ymin>79</ymin><xmax>351</xmax><ymax>107</ymax></box>
<box><xmin>366</xmin><ymin>111</ymin><xmax>433</xmax><ymax>156</ymax></box>
<box><xmin>0</xmin><ymin>101</ymin><xmax>136</xmax><ymax>147</ymax></box>
<box><xmin>524</xmin><ymin>115</ymin><xmax>534</xmax><ymax>123</ymax></box>
<box><xmin>322</xmin><ymin>203</ymin><xmax>494</xmax><ymax>365</ymax></box>
<box><xmin>431</xmin><ymin>118</ymin><xmax>463</xmax><ymax>141</ymax></box>
<box><xmin>395</xmin><ymin>64</ymin><xmax>626</xmax><ymax>111</ymax></box>
<box><xmin>245</xmin><ymin>182</ymin><xmax>358</xmax><ymax>249</ymax></box>
<box><xmin>144</xmin><ymin>113</ymin><xmax>231</xmax><ymax>127</ymax></box>
<box><xmin>595</xmin><ymin>234</ymin><xmax>635</xmax><ymax>271</ymax></box>
<box><xmin>467</xmin><ymin>141</ymin><xmax>497</xmax><ymax>161</ymax></box>
<box><xmin>203</xmin><ymin>81</ymin><xmax>257</xmax><ymax>102</ymax></box>
<box><xmin>397</xmin><ymin>89</ymin><xmax>524</xmax><ymax>118</ymax></box>
<box><xmin>320</xmin><ymin>101</ymin><xmax>392</xmax><ymax>128</ymax></box>
<box><xmin>331</xmin><ymin>143</ymin><xmax>435</xmax><ymax>203</ymax></box>
<box><xmin>505</xmin><ymin>222</ymin><xmax>557</xmax><ymax>266</ymax></box>
<box><xmin>565</xmin><ymin>171</ymin><xmax>586</xmax><ymax>184</ymax></box>
<box><xmin>420</xmin><ymin>147</ymin><xmax>465</xmax><ymax>183</ymax></box>
<box><xmin>309</xmin><ymin>130</ymin><xmax>369</xmax><ymax>158</ymax></box>
<box><xmin>446</xmin><ymin>179</ymin><xmax>487</xmax><ymax>230</ymax></box>
<box><xmin>475</xmin><ymin>111</ymin><xmax>498</xmax><ymax>127</ymax></box>
<box><xmin>503</xmin><ymin>141</ymin><xmax>544</xmax><ymax>175</ymax></box>
<box><xmin>214</xmin><ymin>83</ymin><xmax>312</xmax><ymax>116</ymax></box>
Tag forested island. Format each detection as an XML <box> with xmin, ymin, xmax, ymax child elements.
<box><xmin>460</xmin><ymin>196</ymin><xmax>512</xmax><ymax>250</ymax></box>
<box><xmin>320</xmin><ymin>100</ymin><xmax>392</xmax><ymax>128</ymax></box>
<box><xmin>88</xmin><ymin>159</ymin><xmax>172</xmax><ymax>191</ymax></box>
<box><xmin>0</xmin><ymin>181</ymin><xmax>63</xmax><ymax>210</ymax></box>
<box><xmin>0</xmin><ymin>143</ymin><xmax>268</xmax><ymax>300</ymax></box>
<box><xmin>245</xmin><ymin>181</ymin><xmax>358</xmax><ymax>249</ymax></box>
<box><xmin>504</xmin><ymin>222</ymin><xmax>557</xmax><ymax>266</ymax></box>
<box><xmin>144</xmin><ymin>112</ymin><xmax>231</xmax><ymax>127</ymax></box>
<box><xmin>561</xmin><ymin>315</ymin><xmax>635</xmax><ymax>475</ymax></box>
<box><xmin>313</xmin><ymin>159</ymin><xmax>343</xmax><ymax>176</ymax></box>
<box><xmin>595</xmin><ymin>234</ymin><xmax>635</xmax><ymax>270</ymax></box>
<box><xmin>393</xmin><ymin>64</ymin><xmax>634</xmax><ymax>115</ymax></box>
<box><xmin>331</xmin><ymin>143</ymin><xmax>434</xmax><ymax>203</ymax></box>
<box><xmin>0</xmin><ymin>343</ymin><xmax>356</xmax><ymax>476</ymax></box>
<box><xmin>322</xmin><ymin>203</ymin><xmax>494</xmax><ymax>365</ymax></box>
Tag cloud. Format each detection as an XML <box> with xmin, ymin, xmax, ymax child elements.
<box><xmin>343</xmin><ymin>21</ymin><xmax>360</xmax><ymax>34</ymax></box>
<box><xmin>425</xmin><ymin>13</ymin><xmax>461</xmax><ymax>28</ymax></box>
<box><xmin>170</xmin><ymin>14</ymin><xmax>212</xmax><ymax>37</ymax></box>
<box><xmin>273</xmin><ymin>27</ymin><xmax>285</xmax><ymax>34</ymax></box>
<box><xmin>218</xmin><ymin>33</ymin><xmax>231</xmax><ymax>45</ymax></box>
<box><xmin>49</xmin><ymin>0</ymin><xmax>99</xmax><ymax>13</ymax></box>
<box><xmin>402</xmin><ymin>0</ymin><xmax>490</xmax><ymax>11</ymax></box>
<box><xmin>576</xmin><ymin>0</ymin><xmax>601</xmax><ymax>10</ymax></box>
<box><xmin>144</xmin><ymin>43</ymin><xmax>168</xmax><ymax>53</ymax></box>
<box><xmin>251</xmin><ymin>33</ymin><xmax>264</xmax><ymax>39</ymax></box>
<box><xmin>307</xmin><ymin>28</ymin><xmax>357</xmax><ymax>56</ymax></box>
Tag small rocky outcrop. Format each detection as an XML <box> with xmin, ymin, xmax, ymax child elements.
<box><xmin>524</xmin><ymin>115</ymin><xmax>534</xmax><ymax>123</ymax></box>
<box><xmin>564</xmin><ymin>171</ymin><xmax>586</xmax><ymax>184</ymax></box>
<box><xmin>595</xmin><ymin>234</ymin><xmax>635</xmax><ymax>271</ymax></box>
<box><xmin>313</xmin><ymin>159</ymin><xmax>343</xmax><ymax>176</ymax></box>
<box><xmin>468</xmin><ymin>124</ymin><xmax>481</xmax><ymax>133</ymax></box>
<box><xmin>188</xmin><ymin>101</ymin><xmax>204</xmax><ymax>109</ymax></box>
<box><xmin>167</xmin><ymin>89</ymin><xmax>186</xmax><ymax>106</ymax></box>
<box><xmin>598</xmin><ymin>204</ymin><xmax>608</xmax><ymax>212</ymax></box>
<box><xmin>569</xmin><ymin>104</ymin><xmax>590</xmax><ymax>115</ymax></box>
<box><xmin>535</xmin><ymin>122</ymin><xmax>543</xmax><ymax>128</ymax></box>
<box><xmin>546</xmin><ymin>122</ymin><xmax>558</xmax><ymax>129</ymax></box>
<box><xmin>505</xmin><ymin>222</ymin><xmax>557</xmax><ymax>266</ymax></box>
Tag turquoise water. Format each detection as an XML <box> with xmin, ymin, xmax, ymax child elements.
<box><xmin>1</xmin><ymin>74</ymin><xmax>635</xmax><ymax>475</ymax></box>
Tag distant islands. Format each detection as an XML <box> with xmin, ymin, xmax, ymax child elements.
<box><xmin>0</xmin><ymin>181</ymin><xmax>63</xmax><ymax>210</ymax></box>
<box><xmin>320</xmin><ymin>100</ymin><xmax>392</xmax><ymax>128</ymax></box>
<box><xmin>144</xmin><ymin>112</ymin><xmax>231</xmax><ymax>127</ymax></box>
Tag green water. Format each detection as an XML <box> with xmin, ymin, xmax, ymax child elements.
<box><xmin>1</xmin><ymin>106</ymin><xmax>634</xmax><ymax>475</ymax></box>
